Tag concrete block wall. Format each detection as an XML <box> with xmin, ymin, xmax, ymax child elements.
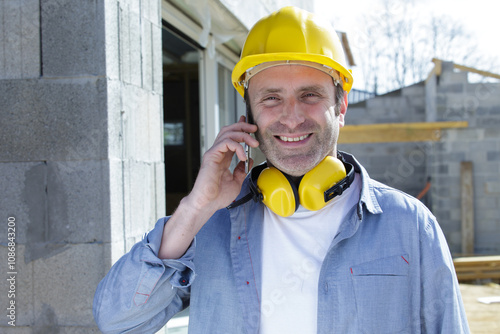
<box><xmin>340</xmin><ymin>141</ymin><xmax>430</xmax><ymax>201</ymax></box>
<box><xmin>0</xmin><ymin>0</ymin><xmax>40</xmax><ymax>79</ymax></box>
<box><xmin>343</xmin><ymin>61</ymin><xmax>500</xmax><ymax>255</ymax></box>
<box><xmin>340</xmin><ymin>82</ymin><xmax>429</xmax><ymax>200</ymax></box>
<box><xmin>0</xmin><ymin>0</ymin><xmax>164</xmax><ymax>331</ymax></box>
<box><xmin>347</xmin><ymin>83</ymin><xmax>426</xmax><ymax>125</ymax></box>
<box><xmin>427</xmin><ymin>62</ymin><xmax>500</xmax><ymax>254</ymax></box>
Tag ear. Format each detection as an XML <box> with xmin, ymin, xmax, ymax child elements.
<box><xmin>338</xmin><ymin>92</ymin><xmax>348</xmax><ymax>128</ymax></box>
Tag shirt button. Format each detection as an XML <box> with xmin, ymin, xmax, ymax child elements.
<box><xmin>179</xmin><ymin>277</ymin><xmax>188</xmax><ymax>286</ymax></box>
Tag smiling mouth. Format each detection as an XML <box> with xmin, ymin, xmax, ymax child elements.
<box><xmin>277</xmin><ymin>134</ymin><xmax>311</xmax><ymax>142</ymax></box>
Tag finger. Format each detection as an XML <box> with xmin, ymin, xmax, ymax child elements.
<box><xmin>234</xmin><ymin>132</ymin><xmax>259</xmax><ymax>148</ymax></box>
<box><xmin>214</xmin><ymin>131</ymin><xmax>259</xmax><ymax>150</ymax></box>
<box><xmin>234</xmin><ymin>158</ymin><xmax>254</xmax><ymax>176</ymax></box>
<box><xmin>209</xmin><ymin>138</ymin><xmax>247</xmax><ymax>162</ymax></box>
<box><xmin>233</xmin><ymin>160</ymin><xmax>250</xmax><ymax>183</ymax></box>
<box><xmin>216</xmin><ymin>121</ymin><xmax>257</xmax><ymax>138</ymax></box>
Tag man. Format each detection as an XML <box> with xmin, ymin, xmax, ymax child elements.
<box><xmin>94</xmin><ymin>6</ymin><xmax>469</xmax><ymax>333</ymax></box>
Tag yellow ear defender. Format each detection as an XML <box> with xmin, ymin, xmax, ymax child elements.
<box><xmin>250</xmin><ymin>156</ymin><xmax>355</xmax><ymax>217</ymax></box>
<box><xmin>256</xmin><ymin>167</ymin><xmax>300</xmax><ymax>217</ymax></box>
<box><xmin>299</xmin><ymin>156</ymin><xmax>348</xmax><ymax>211</ymax></box>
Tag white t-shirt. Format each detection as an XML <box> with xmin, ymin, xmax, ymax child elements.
<box><xmin>259</xmin><ymin>173</ymin><xmax>361</xmax><ymax>334</ymax></box>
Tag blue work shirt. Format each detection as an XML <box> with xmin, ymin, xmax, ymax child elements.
<box><xmin>93</xmin><ymin>152</ymin><xmax>470</xmax><ymax>333</ymax></box>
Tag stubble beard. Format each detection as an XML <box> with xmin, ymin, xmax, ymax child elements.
<box><xmin>256</xmin><ymin>119</ymin><xmax>339</xmax><ymax>177</ymax></box>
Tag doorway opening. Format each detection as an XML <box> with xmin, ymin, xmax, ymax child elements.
<box><xmin>162</xmin><ymin>25</ymin><xmax>200</xmax><ymax>215</ymax></box>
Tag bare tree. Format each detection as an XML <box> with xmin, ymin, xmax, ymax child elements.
<box><xmin>356</xmin><ymin>0</ymin><xmax>498</xmax><ymax>94</ymax></box>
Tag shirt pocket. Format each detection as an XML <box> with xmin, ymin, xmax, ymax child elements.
<box><xmin>350</xmin><ymin>254</ymin><xmax>411</xmax><ymax>334</ymax></box>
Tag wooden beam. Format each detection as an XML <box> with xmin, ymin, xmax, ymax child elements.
<box><xmin>453</xmin><ymin>255</ymin><xmax>500</xmax><ymax>281</ymax></box>
<box><xmin>339</xmin><ymin>121</ymin><xmax>468</xmax><ymax>144</ymax></box>
<box><xmin>454</xmin><ymin>63</ymin><xmax>500</xmax><ymax>81</ymax></box>
<box><xmin>340</xmin><ymin>32</ymin><xmax>356</xmax><ymax>67</ymax></box>
<box><xmin>461</xmin><ymin>161</ymin><xmax>475</xmax><ymax>255</ymax></box>
<box><xmin>431</xmin><ymin>58</ymin><xmax>500</xmax><ymax>80</ymax></box>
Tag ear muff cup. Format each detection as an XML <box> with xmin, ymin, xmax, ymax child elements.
<box><xmin>256</xmin><ymin>167</ymin><xmax>299</xmax><ymax>217</ymax></box>
<box><xmin>256</xmin><ymin>156</ymin><xmax>347</xmax><ymax>217</ymax></box>
<box><xmin>299</xmin><ymin>156</ymin><xmax>346</xmax><ymax>211</ymax></box>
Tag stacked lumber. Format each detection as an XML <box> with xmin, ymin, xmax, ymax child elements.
<box><xmin>453</xmin><ymin>256</ymin><xmax>500</xmax><ymax>281</ymax></box>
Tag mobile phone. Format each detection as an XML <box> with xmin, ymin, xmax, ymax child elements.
<box><xmin>245</xmin><ymin>143</ymin><xmax>249</xmax><ymax>174</ymax></box>
<box><xmin>245</xmin><ymin>110</ymin><xmax>250</xmax><ymax>174</ymax></box>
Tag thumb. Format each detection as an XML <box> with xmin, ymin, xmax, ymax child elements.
<box><xmin>233</xmin><ymin>159</ymin><xmax>253</xmax><ymax>185</ymax></box>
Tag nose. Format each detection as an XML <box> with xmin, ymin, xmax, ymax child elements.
<box><xmin>279</xmin><ymin>98</ymin><xmax>305</xmax><ymax>129</ymax></box>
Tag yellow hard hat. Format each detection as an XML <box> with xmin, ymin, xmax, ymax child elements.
<box><xmin>232</xmin><ymin>6</ymin><xmax>353</xmax><ymax>97</ymax></box>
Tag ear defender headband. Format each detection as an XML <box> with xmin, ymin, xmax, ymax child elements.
<box><xmin>247</xmin><ymin>156</ymin><xmax>355</xmax><ymax>217</ymax></box>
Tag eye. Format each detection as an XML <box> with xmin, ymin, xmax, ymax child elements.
<box><xmin>301</xmin><ymin>92</ymin><xmax>321</xmax><ymax>102</ymax></box>
<box><xmin>260</xmin><ymin>95</ymin><xmax>281</xmax><ymax>105</ymax></box>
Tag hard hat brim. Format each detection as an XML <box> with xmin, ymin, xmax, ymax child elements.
<box><xmin>232</xmin><ymin>53</ymin><xmax>354</xmax><ymax>97</ymax></box>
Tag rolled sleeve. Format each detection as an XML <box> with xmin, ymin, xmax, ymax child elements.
<box><xmin>93</xmin><ymin>217</ymin><xmax>196</xmax><ymax>333</ymax></box>
<box><xmin>143</xmin><ymin>217</ymin><xmax>196</xmax><ymax>288</ymax></box>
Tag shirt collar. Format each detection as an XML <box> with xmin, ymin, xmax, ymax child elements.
<box><xmin>338</xmin><ymin>151</ymin><xmax>383</xmax><ymax>219</ymax></box>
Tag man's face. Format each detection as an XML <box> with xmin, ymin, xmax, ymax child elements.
<box><xmin>247</xmin><ymin>65</ymin><xmax>347</xmax><ymax>177</ymax></box>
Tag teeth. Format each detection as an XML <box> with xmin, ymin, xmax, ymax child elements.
<box><xmin>279</xmin><ymin>134</ymin><xmax>309</xmax><ymax>142</ymax></box>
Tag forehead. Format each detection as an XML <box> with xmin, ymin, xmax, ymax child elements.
<box><xmin>248</xmin><ymin>64</ymin><xmax>335</xmax><ymax>96</ymax></box>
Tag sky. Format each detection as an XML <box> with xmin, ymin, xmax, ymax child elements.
<box><xmin>314</xmin><ymin>0</ymin><xmax>500</xmax><ymax>90</ymax></box>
